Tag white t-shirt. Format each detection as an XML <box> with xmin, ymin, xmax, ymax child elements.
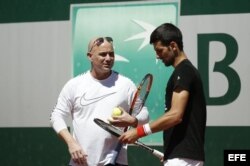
<box><xmin>50</xmin><ymin>71</ymin><xmax>149</xmax><ymax>166</ymax></box>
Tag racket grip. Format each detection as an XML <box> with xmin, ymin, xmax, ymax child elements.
<box><xmin>152</xmin><ymin>149</ymin><xmax>164</xmax><ymax>159</ymax></box>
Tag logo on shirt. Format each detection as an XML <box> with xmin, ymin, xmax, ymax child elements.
<box><xmin>80</xmin><ymin>92</ymin><xmax>117</xmax><ymax>106</ymax></box>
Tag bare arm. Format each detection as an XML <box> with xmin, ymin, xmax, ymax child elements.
<box><xmin>58</xmin><ymin>129</ymin><xmax>88</xmax><ymax>166</ymax></box>
<box><xmin>119</xmin><ymin>88</ymin><xmax>189</xmax><ymax>144</ymax></box>
<box><xmin>150</xmin><ymin>88</ymin><xmax>188</xmax><ymax>132</ymax></box>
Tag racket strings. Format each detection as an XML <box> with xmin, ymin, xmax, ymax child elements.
<box><xmin>133</xmin><ymin>77</ymin><xmax>152</xmax><ymax>114</ymax></box>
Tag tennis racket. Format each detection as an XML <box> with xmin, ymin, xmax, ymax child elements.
<box><xmin>126</xmin><ymin>73</ymin><xmax>153</xmax><ymax>117</ymax></box>
<box><xmin>105</xmin><ymin>73</ymin><xmax>153</xmax><ymax>165</ymax></box>
<box><xmin>94</xmin><ymin>118</ymin><xmax>164</xmax><ymax>160</ymax></box>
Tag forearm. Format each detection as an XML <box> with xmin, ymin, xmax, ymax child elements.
<box><xmin>58</xmin><ymin>129</ymin><xmax>88</xmax><ymax>165</ymax></box>
<box><xmin>118</xmin><ymin>110</ymin><xmax>182</xmax><ymax>144</ymax></box>
<box><xmin>58</xmin><ymin>128</ymin><xmax>77</xmax><ymax>145</ymax></box>
<box><xmin>150</xmin><ymin>110</ymin><xmax>182</xmax><ymax>133</ymax></box>
<box><xmin>133</xmin><ymin>110</ymin><xmax>182</xmax><ymax>141</ymax></box>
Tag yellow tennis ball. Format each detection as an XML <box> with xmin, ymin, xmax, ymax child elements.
<box><xmin>112</xmin><ymin>107</ymin><xmax>123</xmax><ymax>116</ymax></box>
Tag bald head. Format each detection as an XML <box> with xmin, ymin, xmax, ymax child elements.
<box><xmin>88</xmin><ymin>37</ymin><xmax>99</xmax><ymax>52</ymax></box>
<box><xmin>88</xmin><ymin>37</ymin><xmax>113</xmax><ymax>53</ymax></box>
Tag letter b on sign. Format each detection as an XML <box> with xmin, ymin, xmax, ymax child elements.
<box><xmin>198</xmin><ymin>33</ymin><xmax>241</xmax><ymax>105</ymax></box>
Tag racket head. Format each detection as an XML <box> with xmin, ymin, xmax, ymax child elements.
<box><xmin>94</xmin><ymin>118</ymin><xmax>123</xmax><ymax>137</ymax></box>
<box><xmin>129</xmin><ymin>73</ymin><xmax>153</xmax><ymax>115</ymax></box>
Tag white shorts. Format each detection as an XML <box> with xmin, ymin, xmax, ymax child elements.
<box><xmin>164</xmin><ymin>158</ymin><xmax>204</xmax><ymax>166</ymax></box>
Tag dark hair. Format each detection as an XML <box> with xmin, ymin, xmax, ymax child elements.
<box><xmin>150</xmin><ymin>23</ymin><xmax>183</xmax><ymax>51</ymax></box>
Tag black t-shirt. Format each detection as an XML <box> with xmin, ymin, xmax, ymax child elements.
<box><xmin>163</xmin><ymin>59</ymin><xmax>207</xmax><ymax>161</ymax></box>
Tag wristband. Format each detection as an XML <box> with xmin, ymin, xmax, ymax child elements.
<box><xmin>136</xmin><ymin>125</ymin><xmax>146</xmax><ymax>138</ymax></box>
<box><xmin>136</xmin><ymin>123</ymin><xmax>152</xmax><ymax>138</ymax></box>
<box><xmin>143</xmin><ymin>123</ymin><xmax>152</xmax><ymax>135</ymax></box>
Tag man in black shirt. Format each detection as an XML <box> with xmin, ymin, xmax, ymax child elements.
<box><xmin>119</xmin><ymin>23</ymin><xmax>207</xmax><ymax>166</ymax></box>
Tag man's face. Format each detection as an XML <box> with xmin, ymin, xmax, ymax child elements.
<box><xmin>153</xmin><ymin>41</ymin><xmax>175</xmax><ymax>67</ymax></box>
<box><xmin>88</xmin><ymin>39</ymin><xmax>115</xmax><ymax>76</ymax></box>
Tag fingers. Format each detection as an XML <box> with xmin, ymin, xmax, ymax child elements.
<box><xmin>71</xmin><ymin>150</ymin><xmax>88</xmax><ymax>166</ymax></box>
<box><xmin>119</xmin><ymin>134</ymin><xmax>129</xmax><ymax>144</ymax></box>
<box><xmin>108</xmin><ymin>115</ymin><xmax>127</xmax><ymax>127</ymax></box>
<box><xmin>108</xmin><ymin>108</ymin><xmax>135</xmax><ymax>127</ymax></box>
<box><xmin>118</xmin><ymin>129</ymin><xmax>138</xmax><ymax>144</ymax></box>
<box><xmin>119</xmin><ymin>134</ymin><xmax>133</xmax><ymax>144</ymax></box>
<box><xmin>107</xmin><ymin>117</ymin><xmax>120</xmax><ymax>125</ymax></box>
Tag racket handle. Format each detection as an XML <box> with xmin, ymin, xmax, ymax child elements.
<box><xmin>135</xmin><ymin>141</ymin><xmax>164</xmax><ymax>160</ymax></box>
<box><xmin>152</xmin><ymin>149</ymin><xmax>164</xmax><ymax>159</ymax></box>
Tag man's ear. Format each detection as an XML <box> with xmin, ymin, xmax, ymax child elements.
<box><xmin>87</xmin><ymin>52</ymin><xmax>92</xmax><ymax>61</ymax></box>
<box><xmin>170</xmin><ymin>41</ymin><xmax>177</xmax><ymax>51</ymax></box>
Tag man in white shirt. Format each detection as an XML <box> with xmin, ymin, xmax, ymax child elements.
<box><xmin>50</xmin><ymin>37</ymin><xmax>149</xmax><ymax>166</ymax></box>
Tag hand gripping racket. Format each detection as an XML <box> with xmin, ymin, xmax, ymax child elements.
<box><xmin>102</xmin><ymin>74</ymin><xmax>154</xmax><ymax>165</ymax></box>
<box><xmin>94</xmin><ymin>118</ymin><xmax>164</xmax><ymax>160</ymax></box>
